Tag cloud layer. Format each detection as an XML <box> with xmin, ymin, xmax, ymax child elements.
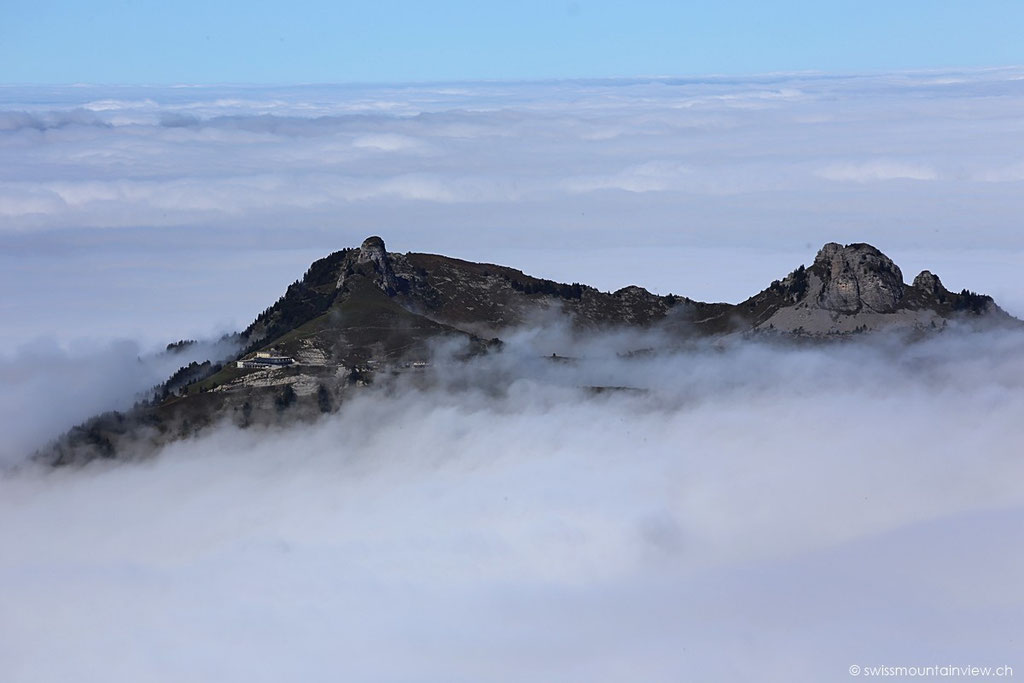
<box><xmin>0</xmin><ymin>336</ymin><xmax>238</xmax><ymax>464</ymax></box>
<box><xmin>4</xmin><ymin>70</ymin><xmax>1024</xmax><ymax>348</ymax></box>
<box><xmin>2</xmin><ymin>327</ymin><xmax>1023</xmax><ymax>681</ymax></box>
<box><xmin>3</xmin><ymin>71</ymin><xmax>1024</xmax><ymax>233</ymax></box>
<box><xmin>2</xmin><ymin>73</ymin><xmax>1024</xmax><ymax>681</ymax></box>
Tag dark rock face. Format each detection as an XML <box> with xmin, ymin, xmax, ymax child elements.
<box><xmin>358</xmin><ymin>235</ymin><xmax>388</xmax><ymax>265</ymax></box>
<box><xmin>812</xmin><ymin>242</ymin><xmax>905</xmax><ymax>313</ymax></box>
<box><xmin>913</xmin><ymin>270</ymin><xmax>947</xmax><ymax>297</ymax></box>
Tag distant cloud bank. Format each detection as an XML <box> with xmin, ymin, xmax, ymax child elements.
<box><xmin>3</xmin><ymin>69</ymin><xmax>1024</xmax><ymax>238</ymax></box>
<box><xmin>3</xmin><ymin>68</ymin><xmax>1024</xmax><ymax>344</ymax></box>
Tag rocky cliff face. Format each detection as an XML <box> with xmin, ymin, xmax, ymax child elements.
<box><xmin>811</xmin><ymin>242</ymin><xmax>905</xmax><ymax>313</ymax></box>
<box><xmin>353</xmin><ymin>235</ymin><xmax>403</xmax><ymax>295</ymax></box>
<box><xmin>912</xmin><ymin>270</ymin><xmax>947</xmax><ymax>298</ymax></box>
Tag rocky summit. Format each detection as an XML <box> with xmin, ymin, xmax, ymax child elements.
<box><xmin>740</xmin><ymin>242</ymin><xmax>1011</xmax><ymax>334</ymax></box>
<box><xmin>813</xmin><ymin>242</ymin><xmax>905</xmax><ymax>313</ymax></box>
<box><xmin>37</xmin><ymin>237</ymin><xmax>1019</xmax><ymax>465</ymax></box>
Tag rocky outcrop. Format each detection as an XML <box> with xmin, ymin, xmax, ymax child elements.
<box><xmin>334</xmin><ymin>235</ymin><xmax>405</xmax><ymax>295</ymax></box>
<box><xmin>743</xmin><ymin>242</ymin><xmax>1017</xmax><ymax>334</ymax></box>
<box><xmin>912</xmin><ymin>270</ymin><xmax>947</xmax><ymax>297</ymax></box>
<box><xmin>357</xmin><ymin>235</ymin><xmax>389</xmax><ymax>269</ymax></box>
<box><xmin>811</xmin><ymin>242</ymin><xmax>905</xmax><ymax>313</ymax></box>
<box><xmin>355</xmin><ymin>236</ymin><xmax>402</xmax><ymax>295</ymax></box>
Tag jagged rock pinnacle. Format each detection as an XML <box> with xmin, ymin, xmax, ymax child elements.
<box><xmin>355</xmin><ymin>235</ymin><xmax>401</xmax><ymax>295</ymax></box>
<box><xmin>912</xmin><ymin>270</ymin><xmax>947</xmax><ymax>296</ymax></box>
<box><xmin>358</xmin><ymin>236</ymin><xmax>388</xmax><ymax>263</ymax></box>
<box><xmin>812</xmin><ymin>242</ymin><xmax>904</xmax><ymax>313</ymax></box>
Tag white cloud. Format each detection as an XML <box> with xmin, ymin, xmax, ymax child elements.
<box><xmin>818</xmin><ymin>160</ymin><xmax>940</xmax><ymax>182</ymax></box>
<box><xmin>1</xmin><ymin>328</ymin><xmax>1023</xmax><ymax>681</ymax></box>
<box><xmin>565</xmin><ymin>160</ymin><xmax>693</xmax><ymax>193</ymax></box>
<box><xmin>0</xmin><ymin>187</ymin><xmax>65</xmax><ymax>216</ymax></box>
<box><xmin>4</xmin><ymin>70</ymin><xmax>1024</xmax><ymax>678</ymax></box>
<box><xmin>351</xmin><ymin>133</ymin><xmax>425</xmax><ymax>152</ymax></box>
<box><xmin>82</xmin><ymin>98</ymin><xmax>160</xmax><ymax>112</ymax></box>
<box><xmin>0</xmin><ymin>336</ymin><xmax>237</xmax><ymax>463</ymax></box>
<box><xmin>3</xmin><ymin>69</ymin><xmax>1023</xmax><ymax>236</ymax></box>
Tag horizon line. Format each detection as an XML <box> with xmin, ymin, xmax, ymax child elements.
<box><xmin>3</xmin><ymin>63</ymin><xmax>1024</xmax><ymax>90</ymax></box>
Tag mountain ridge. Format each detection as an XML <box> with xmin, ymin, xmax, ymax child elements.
<box><xmin>35</xmin><ymin>236</ymin><xmax>1019</xmax><ymax>465</ymax></box>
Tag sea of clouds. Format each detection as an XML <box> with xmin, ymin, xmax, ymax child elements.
<box><xmin>3</xmin><ymin>69</ymin><xmax>1024</xmax><ymax>348</ymax></box>
<box><xmin>2</xmin><ymin>70</ymin><xmax>1024</xmax><ymax>681</ymax></box>
<box><xmin>2</xmin><ymin>326</ymin><xmax>1024</xmax><ymax>681</ymax></box>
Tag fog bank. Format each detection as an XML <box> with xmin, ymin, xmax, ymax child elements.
<box><xmin>0</xmin><ymin>336</ymin><xmax>237</xmax><ymax>464</ymax></box>
<box><xmin>2</xmin><ymin>328</ymin><xmax>1022</xmax><ymax>681</ymax></box>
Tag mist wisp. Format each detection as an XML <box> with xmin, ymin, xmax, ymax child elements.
<box><xmin>0</xmin><ymin>335</ymin><xmax>238</xmax><ymax>465</ymax></box>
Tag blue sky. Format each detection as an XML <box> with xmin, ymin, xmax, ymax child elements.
<box><xmin>3</xmin><ymin>0</ymin><xmax>1024</xmax><ymax>84</ymax></box>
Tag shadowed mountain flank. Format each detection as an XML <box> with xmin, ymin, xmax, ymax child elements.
<box><xmin>35</xmin><ymin>237</ymin><xmax>1019</xmax><ymax>465</ymax></box>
